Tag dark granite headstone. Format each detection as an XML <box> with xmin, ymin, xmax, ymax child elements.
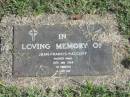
<box><xmin>13</xmin><ymin>24</ymin><xmax>113</xmax><ymax>77</ymax></box>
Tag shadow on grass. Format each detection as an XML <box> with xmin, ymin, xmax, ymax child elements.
<box><xmin>121</xmin><ymin>58</ymin><xmax>130</xmax><ymax>69</ymax></box>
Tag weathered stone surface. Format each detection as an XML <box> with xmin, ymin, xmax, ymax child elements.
<box><xmin>13</xmin><ymin>24</ymin><xmax>113</xmax><ymax>77</ymax></box>
<box><xmin>1</xmin><ymin>14</ymin><xmax>129</xmax><ymax>90</ymax></box>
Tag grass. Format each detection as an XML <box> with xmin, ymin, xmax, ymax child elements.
<box><xmin>0</xmin><ymin>81</ymin><xmax>130</xmax><ymax>97</ymax></box>
<box><xmin>0</xmin><ymin>0</ymin><xmax>130</xmax><ymax>35</ymax></box>
<box><xmin>0</xmin><ymin>84</ymin><xmax>46</xmax><ymax>97</ymax></box>
<box><xmin>0</xmin><ymin>0</ymin><xmax>130</xmax><ymax>97</ymax></box>
<box><xmin>1</xmin><ymin>0</ymin><xmax>130</xmax><ymax>67</ymax></box>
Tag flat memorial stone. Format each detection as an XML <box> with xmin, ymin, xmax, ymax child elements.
<box><xmin>13</xmin><ymin>24</ymin><xmax>113</xmax><ymax>77</ymax></box>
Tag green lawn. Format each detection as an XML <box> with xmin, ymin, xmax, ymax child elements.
<box><xmin>0</xmin><ymin>0</ymin><xmax>130</xmax><ymax>97</ymax></box>
<box><xmin>0</xmin><ymin>81</ymin><xmax>130</xmax><ymax>97</ymax></box>
<box><xmin>0</xmin><ymin>0</ymin><xmax>130</xmax><ymax>35</ymax></box>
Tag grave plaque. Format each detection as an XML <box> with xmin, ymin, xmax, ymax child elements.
<box><xmin>13</xmin><ymin>24</ymin><xmax>113</xmax><ymax>77</ymax></box>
